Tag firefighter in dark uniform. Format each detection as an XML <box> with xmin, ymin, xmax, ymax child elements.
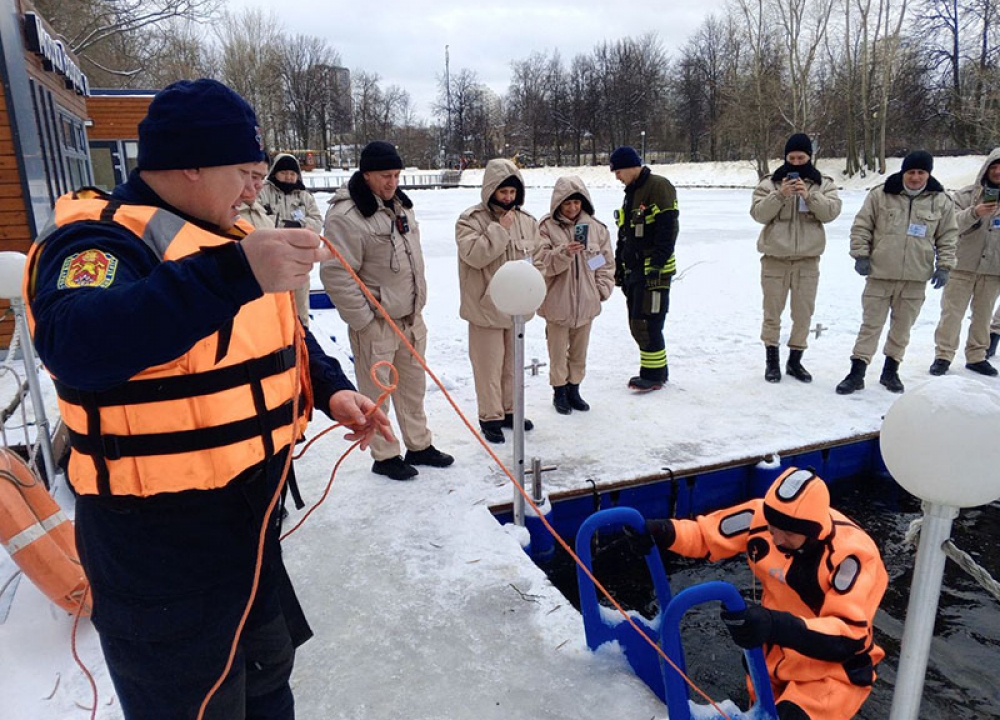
<box><xmin>610</xmin><ymin>146</ymin><xmax>679</xmax><ymax>391</ymax></box>
<box><xmin>627</xmin><ymin>467</ymin><xmax>888</xmax><ymax>720</ymax></box>
<box><xmin>23</xmin><ymin>79</ymin><xmax>391</xmax><ymax>720</ymax></box>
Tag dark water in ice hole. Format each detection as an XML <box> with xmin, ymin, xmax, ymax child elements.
<box><xmin>539</xmin><ymin>480</ymin><xmax>1000</xmax><ymax>719</ymax></box>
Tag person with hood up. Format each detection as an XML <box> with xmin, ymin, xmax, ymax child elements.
<box><xmin>259</xmin><ymin>152</ymin><xmax>324</xmax><ymax>325</ymax></box>
<box><xmin>928</xmin><ymin>148</ymin><xmax>1000</xmax><ymax>377</ymax></box>
<box><xmin>610</xmin><ymin>146</ymin><xmax>679</xmax><ymax>392</ymax></box>
<box><xmin>534</xmin><ymin>176</ymin><xmax>615</xmax><ymax>414</ymax></box>
<box><xmin>321</xmin><ymin>141</ymin><xmax>453</xmax><ymax>481</ymax></box>
<box><xmin>456</xmin><ymin>158</ymin><xmax>541</xmax><ymax>443</ymax></box>
<box><xmin>751</xmin><ymin>133</ymin><xmax>842</xmax><ymax>384</ymax></box>
<box><xmin>625</xmin><ymin>467</ymin><xmax>888</xmax><ymax>720</ymax></box>
<box><xmin>836</xmin><ymin>150</ymin><xmax>957</xmax><ymax>395</ymax></box>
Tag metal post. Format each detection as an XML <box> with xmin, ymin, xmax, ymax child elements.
<box><xmin>531</xmin><ymin>457</ymin><xmax>543</xmax><ymax>504</ymax></box>
<box><xmin>888</xmin><ymin>501</ymin><xmax>959</xmax><ymax>720</ymax></box>
<box><xmin>11</xmin><ymin>297</ymin><xmax>58</xmax><ymax>490</ymax></box>
<box><xmin>512</xmin><ymin>314</ymin><xmax>526</xmax><ymax>526</ymax></box>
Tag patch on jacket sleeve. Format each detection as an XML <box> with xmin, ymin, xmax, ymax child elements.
<box><xmin>832</xmin><ymin>555</ymin><xmax>861</xmax><ymax>593</ymax></box>
<box><xmin>57</xmin><ymin>250</ymin><xmax>118</xmax><ymax>289</ymax></box>
<box><xmin>719</xmin><ymin>509</ymin><xmax>754</xmax><ymax>538</ymax></box>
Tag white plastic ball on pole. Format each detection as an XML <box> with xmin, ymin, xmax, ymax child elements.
<box><xmin>880</xmin><ymin>376</ymin><xmax>1000</xmax><ymax>507</ymax></box>
<box><xmin>488</xmin><ymin>260</ymin><xmax>546</xmax><ymax>316</ymax></box>
<box><xmin>0</xmin><ymin>252</ymin><xmax>27</xmax><ymax>300</ymax></box>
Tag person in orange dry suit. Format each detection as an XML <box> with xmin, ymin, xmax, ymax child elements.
<box><xmin>628</xmin><ymin>467</ymin><xmax>888</xmax><ymax>720</ymax></box>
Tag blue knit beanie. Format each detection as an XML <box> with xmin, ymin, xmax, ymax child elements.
<box><xmin>610</xmin><ymin>146</ymin><xmax>642</xmax><ymax>171</ymax></box>
<box><xmin>137</xmin><ymin>79</ymin><xmax>265</xmax><ymax>171</ymax></box>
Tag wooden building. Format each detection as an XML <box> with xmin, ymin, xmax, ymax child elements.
<box><xmin>0</xmin><ymin>0</ymin><xmax>92</xmax><ymax>346</ymax></box>
<box><xmin>86</xmin><ymin>89</ymin><xmax>154</xmax><ymax>190</ymax></box>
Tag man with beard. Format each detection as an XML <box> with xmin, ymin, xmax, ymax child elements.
<box><xmin>625</xmin><ymin>467</ymin><xmax>888</xmax><ymax>720</ymax></box>
<box><xmin>836</xmin><ymin>150</ymin><xmax>957</xmax><ymax>394</ymax></box>
<box><xmin>751</xmin><ymin>133</ymin><xmax>842</xmax><ymax>383</ymax></box>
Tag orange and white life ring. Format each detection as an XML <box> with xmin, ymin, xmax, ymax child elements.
<box><xmin>0</xmin><ymin>448</ymin><xmax>90</xmax><ymax>615</ymax></box>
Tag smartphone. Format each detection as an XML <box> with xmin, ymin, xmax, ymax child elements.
<box><xmin>574</xmin><ymin>223</ymin><xmax>589</xmax><ymax>246</ymax></box>
<box><xmin>984</xmin><ymin>187</ymin><xmax>999</xmax><ymax>204</ymax></box>
<box><xmin>786</xmin><ymin>172</ymin><xmax>800</xmax><ymax>181</ymax></box>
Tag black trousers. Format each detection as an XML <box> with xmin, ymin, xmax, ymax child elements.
<box><xmin>625</xmin><ymin>281</ymin><xmax>670</xmax><ymax>381</ymax></box>
<box><xmin>76</xmin><ymin>453</ymin><xmax>310</xmax><ymax>719</ymax></box>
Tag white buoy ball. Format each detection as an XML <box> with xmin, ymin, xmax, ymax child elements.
<box><xmin>488</xmin><ymin>260</ymin><xmax>546</xmax><ymax>316</ymax></box>
<box><xmin>0</xmin><ymin>252</ymin><xmax>26</xmax><ymax>300</ymax></box>
<box><xmin>880</xmin><ymin>377</ymin><xmax>1000</xmax><ymax>507</ymax></box>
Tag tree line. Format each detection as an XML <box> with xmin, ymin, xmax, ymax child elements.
<box><xmin>39</xmin><ymin>0</ymin><xmax>1000</xmax><ymax>176</ymax></box>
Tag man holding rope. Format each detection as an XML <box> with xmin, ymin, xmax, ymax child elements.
<box><xmin>24</xmin><ymin>78</ymin><xmax>391</xmax><ymax>719</ymax></box>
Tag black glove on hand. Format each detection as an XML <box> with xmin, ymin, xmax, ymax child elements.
<box><xmin>721</xmin><ymin>605</ymin><xmax>774</xmax><ymax>649</ymax></box>
<box><xmin>854</xmin><ymin>257</ymin><xmax>871</xmax><ymax>276</ymax></box>
<box><xmin>621</xmin><ymin>519</ymin><xmax>676</xmax><ymax>556</ymax></box>
<box><xmin>930</xmin><ymin>268</ymin><xmax>949</xmax><ymax>289</ymax></box>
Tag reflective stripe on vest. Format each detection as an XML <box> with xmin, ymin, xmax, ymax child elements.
<box><xmin>25</xmin><ymin>189</ymin><xmax>311</xmax><ymax>497</ymax></box>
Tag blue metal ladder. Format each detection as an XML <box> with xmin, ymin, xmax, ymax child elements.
<box><xmin>575</xmin><ymin>507</ymin><xmax>778</xmax><ymax>720</ymax></box>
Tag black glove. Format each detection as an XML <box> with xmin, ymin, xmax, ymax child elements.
<box><xmin>854</xmin><ymin>257</ymin><xmax>871</xmax><ymax>276</ymax></box>
<box><xmin>281</xmin><ymin>220</ymin><xmax>304</xmax><ymax>229</ymax></box>
<box><xmin>622</xmin><ymin>519</ymin><xmax>675</xmax><ymax>556</ymax></box>
<box><xmin>721</xmin><ymin>605</ymin><xmax>774</xmax><ymax>649</ymax></box>
<box><xmin>930</xmin><ymin>268</ymin><xmax>949</xmax><ymax>289</ymax></box>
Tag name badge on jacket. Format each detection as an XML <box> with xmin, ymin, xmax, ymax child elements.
<box><xmin>907</xmin><ymin>223</ymin><xmax>928</xmax><ymax>238</ymax></box>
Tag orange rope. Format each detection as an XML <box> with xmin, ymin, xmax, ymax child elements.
<box><xmin>69</xmin><ymin>585</ymin><xmax>97</xmax><ymax>720</ymax></box>
<box><xmin>310</xmin><ymin>236</ymin><xmax>734</xmax><ymax>718</ymax></box>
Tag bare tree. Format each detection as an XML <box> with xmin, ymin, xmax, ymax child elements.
<box><xmin>773</xmin><ymin>0</ymin><xmax>837</xmax><ymax>129</ymax></box>
<box><xmin>277</xmin><ymin>34</ymin><xmax>339</xmax><ymax>150</ymax></box>
<box><xmin>215</xmin><ymin>8</ymin><xmax>284</xmax><ymax>150</ymax></box>
<box><xmin>35</xmin><ymin>0</ymin><xmax>222</xmax><ymax>83</ymax></box>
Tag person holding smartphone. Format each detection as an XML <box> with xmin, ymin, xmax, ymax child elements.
<box><xmin>750</xmin><ymin>133</ymin><xmax>842</xmax><ymax>384</ymax></box>
<box><xmin>535</xmin><ymin>176</ymin><xmax>615</xmax><ymax>414</ymax></box>
<box><xmin>929</xmin><ymin>148</ymin><xmax>1000</xmax><ymax>377</ymax></box>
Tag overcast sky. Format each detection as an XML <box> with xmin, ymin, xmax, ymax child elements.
<box><xmin>223</xmin><ymin>0</ymin><xmax>730</xmax><ymax>122</ymax></box>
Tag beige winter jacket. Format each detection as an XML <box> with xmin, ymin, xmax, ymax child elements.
<box><xmin>258</xmin><ymin>153</ymin><xmax>323</xmax><ymax>233</ymax></box>
<box><xmin>455</xmin><ymin>159</ymin><xmax>541</xmax><ymax>328</ymax></box>
<box><xmin>849</xmin><ymin>174</ymin><xmax>958</xmax><ymax>281</ymax></box>
<box><xmin>320</xmin><ymin>173</ymin><xmax>426</xmax><ymax>330</ymax></box>
<box><xmin>950</xmin><ymin>148</ymin><xmax>1000</xmax><ymax>276</ymax></box>
<box><xmin>535</xmin><ymin>176</ymin><xmax>615</xmax><ymax>328</ymax></box>
<box><xmin>751</xmin><ymin>174</ymin><xmax>842</xmax><ymax>258</ymax></box>
<box><xmin>238</xmin><ymin>200</ymin><xmax>275</xmax><ymax>230</ymax></box>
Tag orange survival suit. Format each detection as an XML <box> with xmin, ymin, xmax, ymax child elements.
<box><xmin>663</xmin><ymin>468</ymin><xmax>888</xmax><ymax>720</ymax></box>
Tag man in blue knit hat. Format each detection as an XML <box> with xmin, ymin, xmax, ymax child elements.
<box><xmin>610</xmin><ymin>146</ymin><xmax>679</xmax><ymax>391</ymax></box>
<box><xmin>24</xmin><ymin>78</ymin><xmax>392</xmax><ymax>719</ymax></box>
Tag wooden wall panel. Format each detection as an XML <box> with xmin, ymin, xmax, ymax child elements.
<box><xmin>86</xmin><ymin>95</ymin><xmax>153</xmax><ymax>141</ymax></box>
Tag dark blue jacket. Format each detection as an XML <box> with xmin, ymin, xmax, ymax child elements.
<box><xmin>29</xmin><ymin>171</ymin><xmax>353</xmax><ymax>412</ymax></box>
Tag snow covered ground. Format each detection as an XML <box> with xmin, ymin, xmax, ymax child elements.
<box><xmin>1</xmin><ymin>155</ymin><xmax>997</xmax><ymax>719</ymax></box>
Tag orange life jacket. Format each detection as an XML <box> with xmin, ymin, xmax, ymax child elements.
<box><xmin>24</xmin><ymin>189</ymin><xmax>312</xmax><ymax>497</ymax></box>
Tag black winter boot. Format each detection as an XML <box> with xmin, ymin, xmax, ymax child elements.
<box><xmin>552</xmin><ymin>385</ymin><xmax>572</xmax><ymax>415</ymax></box>
<box><xmin>988</xmin><ymin>332</ymin><xmax>1000</xmax><ymax>360</ymax></box>
<box><xmin>479</xmin><ymin>420</ymin><xmax>505</xmax><ymax>444</ymax></box>
<box><xmin>928</xmin><ymin>358</ymin><xmax>950</xmax><ymax>376</ymax></box>
<box><xmin>835</xmin><ymin>358</ymin><xmax>867</xmax><ymax>395</ymax></box>
<box><xmin>764</xmin><ymin>345</ymin><xmax>781</xmax><ymax>383</ymax></box>
<box><xmin>502</xmin><ymin>413</ymin><xmax>533</xmax><ymax>431</ymax></box>
<box><xmin>371</xmin><ymin>456</ymin><xmax>418</xmax><ymax>481</ymax></box>
<box><xmin>785</xmin><ymin>349</ymin><xmax>812</xmax><ymax>383</ymax></box>
<box><xmin>566</xmin><ymin>382</ymin><xmax>590</xmax><ymax>411</ymax></box>
<box><xmin>880</xmin><ymin>356</ymin><xmax>904</xmax><ymax>393</ymax></box>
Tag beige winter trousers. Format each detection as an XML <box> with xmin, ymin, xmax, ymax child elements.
<box><xmin>759</xmin><ymin>256</ymin><xmax>820</xmax><ymax>349</ymax></box>
<box><xmin>545</xmin><ymin>321</ymin><xmax>593</xmax><ymax>386</ymax></box>
<box><xmin>468</xmin><ymin>324</ymin><xmax>515</xmax><ymax>422</ymax></box>
<box><xmin>349</xmin><ymin>314</ymin><xmax>432</xmax><ymax>461</ymax></box>
<box><xmin>933</xmin><ymin>269</ymin><xmax>1000</xmax><ymax>363</ymax></box>
<box><xmin>851</xmin><ymin>278</ymin><xmax>926</xmax><ymax>363</ymax></box>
